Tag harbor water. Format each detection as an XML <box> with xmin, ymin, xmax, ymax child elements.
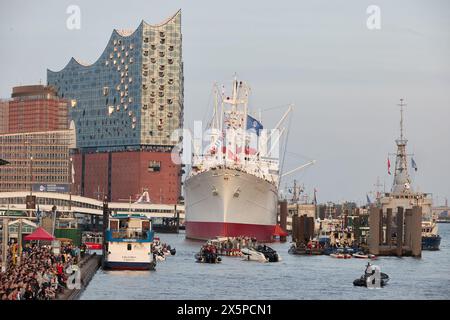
<box><xmin>80</xmin><ymin>224</ymin><xmax>450</xmax><ymax>300</ymax></box>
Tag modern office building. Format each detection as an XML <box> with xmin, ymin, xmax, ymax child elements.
<box><xmin>5</xmin><ymin>85</ymin><xmax>69</xmax><ymax>134</ymax></box>
<box><xmin>47</xmin><ymin>10</ymin><xmax>183</xmax><ymax>203</ymax></box>
<box><xmin>0</xmin><ymin>99</ymin><xmax>8</xmax><ymax>134</ymax></box>
<box><xmin>0</xmin><ymin>125</ymin><xmax>76</xmax><ymax>193</ymax></box>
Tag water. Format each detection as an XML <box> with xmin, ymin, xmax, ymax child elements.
<box><xmin>81</xmin><ymin>224</ymin><xmax>450</xmax><ymax>300</ymax></box>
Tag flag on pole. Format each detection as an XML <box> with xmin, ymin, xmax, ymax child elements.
<box><xmin>246</xmin><ymin>115</ymin><xmax>263</xmax><ymax>136</ymax></box>
<box><xmin>313</xmin><ymin>188</ymin><xmax>318</xmax><ymax>205</ymax></box>
<box><xmin>387</xmin><ymin>157</ymin><xmax>391</xmax><ymax>175</ymax></box>
<box><xmin>366</xmin><ymin>194</ymin><xmax>371</xmax><ymax>205</ymax></box>
<box><xmin>411</xmin><ymin>158</ymin><xmax>418</xmax><ymax>172</ymax></box>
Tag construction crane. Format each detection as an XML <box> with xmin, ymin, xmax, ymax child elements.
<box><xmin>281</xmin><ymin>160</ymin><xmax>316</xmax><ymax>178</ymax></box>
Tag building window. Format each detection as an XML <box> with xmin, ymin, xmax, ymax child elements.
<box><xmin>148</xmin><ymin>160</ymin><xmax>161</xmax><ymax>172</ymax></box>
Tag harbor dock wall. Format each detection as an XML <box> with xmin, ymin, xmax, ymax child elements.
<box><xmin>57</xmin><ymin>253</ymin><xmax>101</xmax><ymax>300</ymax></box>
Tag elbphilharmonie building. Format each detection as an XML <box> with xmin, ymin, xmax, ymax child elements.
<box><xmin>47</xmin><ymin>10</ymin><xmax>183</xmax><ymax>203</ymax></box>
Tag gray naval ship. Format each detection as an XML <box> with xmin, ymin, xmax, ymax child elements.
<box><xmin>377</xmin><ymin>99</ymin><xmax>441</xmax><ymax>250</ymax></box>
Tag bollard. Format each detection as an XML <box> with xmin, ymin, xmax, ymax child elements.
<box><xmin>405</xmin><ymin>209</ymin><xmax>413</xmax><ymax>250</ymax></box>
<box><xmin>292</xmin><ymin>214</ymin><xmax>298</xmax><ymax>243</ymax></box>
<box><xmin>396</xmin><ymin>207</ymin><xmax>404</xmax><ymax>257</ymax></box>
<box><xmin>279</xmin><ymin>200</ymin><xmax>288</xmax><ymax>242</ymax></box>
<box><xmin>386</xmin><ymin>208</ymin><xmax>392</xmax><ymax>247</ymax></box>
<box><xmin>298</xmin><ymin>215</ymin><xmax>305</xmax><ymax>245</ymax></box>
<box><xmin>369</xmin><ymin>206</ymin><xmax>380</xmax><ymax>255</ymax></box>
<box><xmin>411</xmin><ymin>206</ymin><xmax>422</xmax><ymax>257</ymax></box>
<box><xmin>379</xmin><ymin>209</ymin><xmax>384</xmax><ymax>245</ymax></box>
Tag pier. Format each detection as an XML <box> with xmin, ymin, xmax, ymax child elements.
<box><xmin>57</xmin><ymin>253</ymin><xmax>101</xmax><ymax>300</ymax></box>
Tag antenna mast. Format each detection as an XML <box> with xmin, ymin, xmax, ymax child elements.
<box><xmin>398</xmin><ymin>98</ymin><xmax>406</xmax><ymax>141</ymax></box>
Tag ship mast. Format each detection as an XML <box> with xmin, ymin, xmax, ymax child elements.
<box><xmin>392</xmin><ymin>98</ymin><xmax>412</xmax><ymax>194</ymax></box>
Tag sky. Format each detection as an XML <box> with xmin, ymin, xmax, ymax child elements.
<box><xmin>1</xmin><ymin>0</ymin><xmax>449</xmax><ymax>205</ymax></box>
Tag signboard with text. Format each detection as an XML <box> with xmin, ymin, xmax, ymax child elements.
<box><xmin>32</xmin><ymin>184</ymin><xmax>69</xmax><ymax>193</ymax></box>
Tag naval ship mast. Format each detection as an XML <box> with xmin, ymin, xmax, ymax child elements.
<box><xmin>380</xmin><ymin>98</ymin><xmax>432</xmax><ymax>216</ymax></box>
<box><xmin>391</xmin><ymin>99</ymin><xmax>413</xmax><ymax>194</ymax></box>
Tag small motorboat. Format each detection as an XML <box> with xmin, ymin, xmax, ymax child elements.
<box><xmin>241</xmin><ymin>247</ymin><xmax>268</xmax><ymax>262</ymax></box>
<box><xmin>195</xmin><ymin>245</ymin><xmax>222</xmax><ymax>263</ymax></box>
<box><xmin>288</xmin><ymin>244</ymin><xmax>307</xmax><ymax>255</ymax></box>
<box><xmin>352</xmin><ymin>252</ymin><xmax>377</xmax><ymax>259</ymax></box>
<box><xmin>330</xmin><ymin>253</ymin><xmax>352</xmax><ymax>259</ymax></box>
<box><xmin>353</xmin><ymin>262</ymin><xmax>389</xmax><ymax>287</ymax></box>
<box><xmin>256</xmin><ymin>245</ymin><xmax>281</xmax><ymax>262</ymax></box>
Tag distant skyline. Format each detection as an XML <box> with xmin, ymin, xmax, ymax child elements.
<box><xmin>1</xmin><ymin>0</ymin><xmax>449</xmax><ymax>204</ymax></box>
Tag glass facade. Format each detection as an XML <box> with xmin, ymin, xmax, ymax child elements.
<box><xmin>47</xmin><ymin>11</ymin><xmax>183</xmax><ymax>151</ymax></box>
<box><xmin>0</xmin><ymin>128</ymin><xmax>76</xmax><ymax>192</ymax></box>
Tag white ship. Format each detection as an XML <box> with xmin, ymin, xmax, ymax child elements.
<box><xmin>185</xmin><ymin>78</ymin><xmax>290</xmax><ymax>241</ymax></box>
<box><xmin>104</xmin><ymin>213</ymin><xmax>156</xmax><ymax>270</ymax></box>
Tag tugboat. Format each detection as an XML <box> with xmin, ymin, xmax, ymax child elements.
<box><xmin>353</xmin><ymin>262</ymin><xmax>389</xmax><ymax>287</ymax></box>
<box><xmin>103</xmin><ymin>214</ymin><xmax>156</xmax><ymax>270</ymax></box>
<box><xmin>422</xmin><ymin>219</ymin><xmax>441</xmax><ymax>250</ymax></box>
<box><xmin>195</xmin><ymin>244</ymin><xmax>222</xmax><ymax>263</ymax></box>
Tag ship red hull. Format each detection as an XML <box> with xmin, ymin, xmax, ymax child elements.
<box><xmin>185</xmin><ymin>221</ymin><xmax>276</xmax><ymax>242</ymax></box>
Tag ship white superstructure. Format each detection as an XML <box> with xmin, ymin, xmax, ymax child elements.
<box><xmin>185</xmin><ymin>78</ymin><xmax>287</xmax><ymax>241</ymax></box>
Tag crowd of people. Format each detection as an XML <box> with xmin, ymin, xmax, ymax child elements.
<box><xmin>212</xmin><ymin>236</ymin><xmax>258</xmax><ymax>256</ymax></box>
<box><xmin>0</xmin><ymin>242</ymin><xmax>80</xmax><ymax>300</ymax></box>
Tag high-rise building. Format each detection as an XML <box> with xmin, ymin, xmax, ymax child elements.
<box><xmin>0</xmin><ymin>85</ymin><xmax>73</xmax><ymax>193</ymax></box>
<box><xmin>0</xmin><ymin>99</ymin><xmax>9</xmax><ymax>134</ymax></box>
<box><xmin>7</xmin><ymin>85</ymin><xmax>69</xmax><ymax>134</ymax></box>
<box><xmin>47</xmin><ymin>11</ymin><xmax>183</xmax><ymax>203</ymax></box>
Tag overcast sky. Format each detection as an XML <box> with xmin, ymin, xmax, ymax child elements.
<box><xmin>1</xmin><ymin>0</ymin><xmax>449</xmax><ymax>205</ymax></box>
